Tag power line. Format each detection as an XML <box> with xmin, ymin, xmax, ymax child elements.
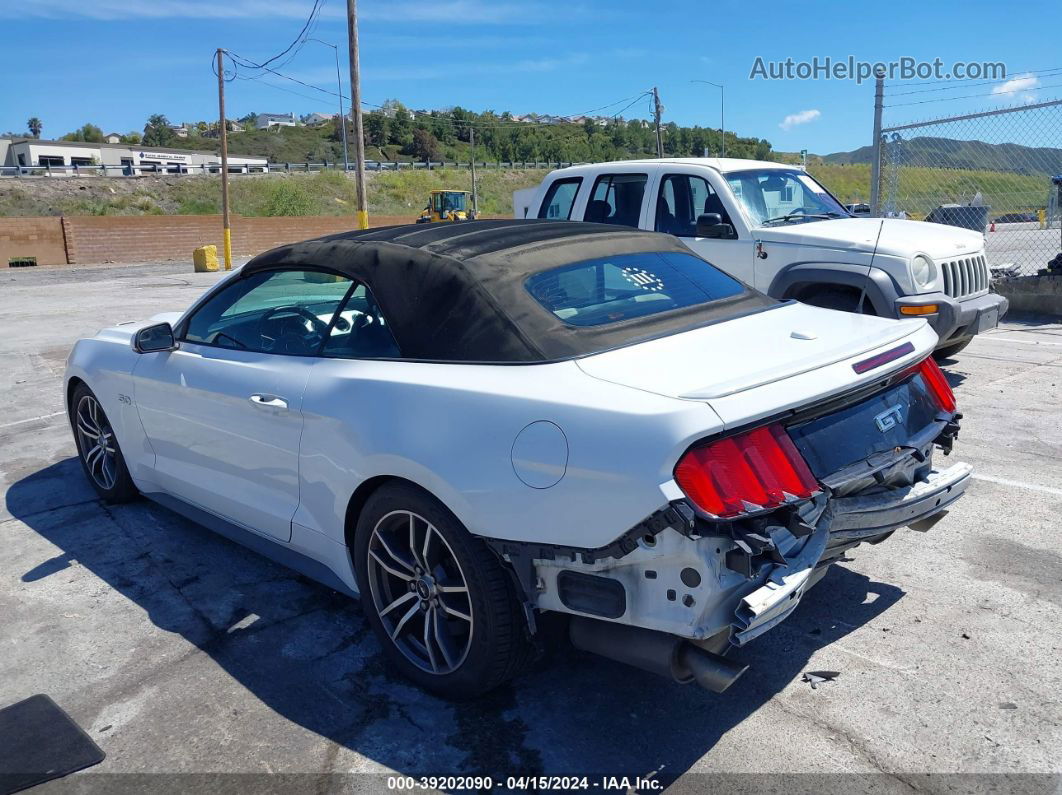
<box><xmin>252</xmin><ymin>0</ymin><xmax>324</xmax><ymax>72</ymax></box>
<box><xmin>887</xmin><ymin>63</ymin><xmax>1062</xmax><ymax>88</ymax></box>
<box><xmin>886</xmin><ymin>81</ymin><xmax>1062</xmax><ymax>108</ymax></box>
<box><xmin>887</xmin><ymin>68</ymin><xmax>1062</xmax><ymax>97</ymax></box>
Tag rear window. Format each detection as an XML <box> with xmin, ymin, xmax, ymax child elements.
<box><xmin>524</xmin><ymin>250</ymin><xmax>745</xmax><ymax>327</ymax></box>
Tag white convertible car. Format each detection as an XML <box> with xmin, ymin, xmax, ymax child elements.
<box><xmin>65</xmin><ymin>220</ymin><xmax>970</xmax><ymax>698</ymax></box>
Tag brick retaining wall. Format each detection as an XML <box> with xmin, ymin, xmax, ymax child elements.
<box><xmin>1</xmin><ymin>214</ymin><xmax>436</xmax><ymax>266</ymax></box>
<box><xmin>0</xmin><ymin>217</ymin><xmax>68</xmax><ymax>266</ymax></box>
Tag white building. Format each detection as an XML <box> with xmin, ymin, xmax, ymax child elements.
<box><xmin>301</xmin><ymin>112</ymin><xmax>333</xmax><ymax>126</ymax></box>
<box><xmin>0</xmin><ymin>138</ymin><xmax>268</xmax><ymax>176</ymax></box>
<box><xmin>256</xmin><ymin>112</ymin><xmax>300</xmax><ymax>130</ymax></box>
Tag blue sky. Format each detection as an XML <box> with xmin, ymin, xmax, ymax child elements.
<box><xmin>3</xmin><ymin>0</ymin><xmax>1060</xmax><ymax>154</ymax></box>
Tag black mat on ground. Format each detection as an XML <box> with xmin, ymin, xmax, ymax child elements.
<box><xmin>0</xmin><ymin>694</ymin><xmax>105</xmax><ymax>794</ymax></box>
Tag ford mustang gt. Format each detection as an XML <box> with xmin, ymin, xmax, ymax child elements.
<box><xmin>65</xmin><ymin>220</ymin><xmax>970</xmax><ymax>698</ymax></box>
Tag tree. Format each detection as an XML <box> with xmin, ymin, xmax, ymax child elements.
<box><xmin>410</xmin><ymin>128</ymin><xmax>441</xmax><ymax>162</ymax></box>
<box><xmin>143</xmin><ymin>114</ymin><xmax>175</xmax><ymax>147</ymax></box>
<box><xmin>389</xmin><ymin>107</ymin><xmax>413</xmax><ymax>146</ymax></box>
<box><xmin>120</xmin><ymin>132</ymin><xmax>142</xmax><ymax>144</ymax></box>
<box><xmin>61</xmin><ymin>123</ymin><xmax>104</xmax><ymax>143</ymax></box>
<box><xmin>363</xmin><ymin>111</ymin><xmax>389</xmax><ymax>147</ymax></box>
<box><xmin>27</xmin><ymin>117</ymin><xmax>42</xmax><ymax>138</ymax></box>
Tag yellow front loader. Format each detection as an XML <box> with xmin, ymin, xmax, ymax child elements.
<box><xmin>416</xmin><ymin>190</ymin><xmax>477</xmax><ymax>224</ymax></box>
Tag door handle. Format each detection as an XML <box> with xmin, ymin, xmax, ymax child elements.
<box><xmin>249</xmin><ymin>394</ymin><xmax>288</xmax><ymax>410</ymax></box>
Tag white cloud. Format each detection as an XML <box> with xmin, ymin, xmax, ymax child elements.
<box><xmin>779</xmin><ymin>109</ymin><xmax>820</xmax><ymax>131</ymax></box>
<box><xmin>992</xmin><ymin>73</ymin><xmax>1040</xmax><ymax>103</ymax></box>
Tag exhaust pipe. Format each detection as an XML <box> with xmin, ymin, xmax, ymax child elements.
<box><xmin>569</xmin><ymin>616</ymin><xmax>748</xmax><ymax>693</ymax></box>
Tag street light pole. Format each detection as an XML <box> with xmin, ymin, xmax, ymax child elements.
<box><xmin>307</xmin><ymin>38</ymin><xmax>349</xmax><ymax>174</ymax></box>
<box><xmin>691</xmin><ymin>79</ymin><xmax>725</xmax><ymax>157</ymax></box>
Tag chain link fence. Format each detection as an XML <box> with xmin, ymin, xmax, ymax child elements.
<box><xmin>877</xmin><ymin>97</ymin><xmax>1062</xmax><ymax>276</ymax></box>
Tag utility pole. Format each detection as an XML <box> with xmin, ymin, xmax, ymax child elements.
<box><xmin>469</xmin><ymin>126</ymin><xmax>478</xmax><ymax>218</ymax></box>
<box><xmin>652</xmin><ymin>86</ymin><xmax>664</xmax><ymax>158</ymax></box>
<box><xmin>346</xmin><ymin>0</ymin><xmax>368</xmax><ymax>229</ymax></box>
<box><xmin>870</xmin><ymin>68</ymin><xmax>885</xmax><ymax>217</ymax></box>
<box><xmin>216</xmin><ymin>48</ymin><xmax>232</xmax><ymax>270</ymax></box>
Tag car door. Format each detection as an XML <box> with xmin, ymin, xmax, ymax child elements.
<box><xmin>654</xmin><ymin>170</ymin><xmax>757</xmax><ymax>287</ymax></box>
<box><xmin>133</xmin><ymin>268</ymin><xmax>355</xmax><ymax>541</ymax></box>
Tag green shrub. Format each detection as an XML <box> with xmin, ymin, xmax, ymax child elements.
<box><xmin>263</xmin><ymin>179</ymin><xmax>315</xmax><ymax>216</ymax></box>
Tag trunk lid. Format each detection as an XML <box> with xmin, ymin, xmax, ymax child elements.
<box><xmin>575</xmin><ymin>301</ymin><xmax>937</xmax><ymax>429</ymax></box>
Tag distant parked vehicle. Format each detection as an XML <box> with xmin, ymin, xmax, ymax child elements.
<box><xmin>515</xmin><ymin>158</ymin><xmax>1008</xmax><ymax>359</ymax></box>
<box><xmin>845</xmin><ymin>202</ymin><xmax>871</xmax><ymax>216</ymax></box>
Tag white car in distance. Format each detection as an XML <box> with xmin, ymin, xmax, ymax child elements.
<box><xmin>515</xmin><ymin>158</ymin><xmax>1007</xmax><ymax>359</ymax></box>
<box><xmin>65</xmin><ymin>221</ymin><xmax>970</xmax><ymax>698</ymax></box>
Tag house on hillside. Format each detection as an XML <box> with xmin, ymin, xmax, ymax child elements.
<box><xmin>301</xmin><ymin>112</ymin><xmax>333</xmax><ymax>126</ymax></box>
<box><xmin>104</xmin><ymin>132</ymin><xmax>122</xmax><ymax>144</ymax></box>
<box><xmin>169</xmin><ymin>123</ymin><xmax>190</xmax><ymax>139</ymax></box>
<box><xmin>256</xmin><ymin>112</ymin><xmax>300</xmax><ymax>130</ymax></box>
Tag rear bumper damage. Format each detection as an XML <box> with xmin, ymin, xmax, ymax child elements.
<box><xmin>732</xmin><ymin>460</ymin><xmax>971</xmax><ymax>646</ymax></box>
<box><xmin>493</xmin><ymin>454</ymin><xmax>971</xmax><ymax>691</ymax></box>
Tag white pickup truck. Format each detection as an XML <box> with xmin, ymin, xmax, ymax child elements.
<box><xmin>514</xmin><ymin>158</ymin><xmax>1008</xmax><ymax>357</ymax></box>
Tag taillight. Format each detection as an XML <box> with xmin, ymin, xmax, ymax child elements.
<box><xmin>917</xmin><ymin>357</ymin><xmax>957</xmax><ymax>413</ymax></box>
<box><xmin>674</xmin><ymin>423</ymin><xmax>819</xmax><ymax>518</ymax></box>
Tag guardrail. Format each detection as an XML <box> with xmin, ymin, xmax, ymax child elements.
<box><xmin>0</xmin><ymin>161</ymin><xmax>584</xmax><ymax>178</ymax></box>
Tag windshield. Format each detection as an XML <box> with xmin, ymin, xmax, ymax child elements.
<box><xmin>435</xmin><ymin>192</ymin><xmax>467</xmax><ymax>212</ymax></box>
<box><xmin>725</xmin><ymin>169</ymin><xmax>849</xmax><ymax>226</ymax></box>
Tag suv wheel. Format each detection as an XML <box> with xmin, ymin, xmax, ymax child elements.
<box><xmin>933</xmin><ymin>338</ymin><xmax>972</xmax><ymax>360</ymax></box>
<box><xmin>354</xmin><ymin>482</ymin><xmax>533</xmax><ymax>699</ymax></box>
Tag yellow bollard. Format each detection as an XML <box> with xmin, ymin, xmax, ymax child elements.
<box><xmin>193</xmin><ymin>245</ymin><xmax>219</xmax><ymax>273</ymax></box>
<box><xmin>1039</xmin><ymin>209</ymin><xmax>1047</xmax><ymax>230</ymax></box>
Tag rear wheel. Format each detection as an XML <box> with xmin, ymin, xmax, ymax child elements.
<box><xmin>354</xmin><ymin>482</ymin><xmax>533</xmax><ymax>699</ymax></box>
<box><xmin>70</xmin><ymin>383</ymin><xmax>138</xmax><ymax>503</ymax></box>
<box><xmin>933</xmin><ymin>338</ymin><xmax>972</xmax><ymax>360</ymax></box>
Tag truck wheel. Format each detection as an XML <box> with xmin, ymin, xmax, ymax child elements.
<box><xmin>801</xmin><ymin>288</ymin><xmax>874</xmax><ymax>315</ymax></box>
<box><xmin>933</xmin><ymin>338</ymin><xmax>972</xmax><ymax>360</ymax></box>
<box><xmin>354</xmin><ymin>482</ymin><xmax>533</xmax><ymax>699</ymax></box>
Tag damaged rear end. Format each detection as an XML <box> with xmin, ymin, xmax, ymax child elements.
<box><xmin>521</xmin><ymin>322</ymin><xmax>969</xmax><ymax>692</ymax></box>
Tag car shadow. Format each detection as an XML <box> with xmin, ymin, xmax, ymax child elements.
<box><xmin>7</xmin><ymin>459</ymin><xmax>905</xmax><ymax>786</ymax></box>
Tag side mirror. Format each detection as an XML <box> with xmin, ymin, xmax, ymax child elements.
<box><xmin>133</xmin><ymin>322</ymin><xmax>176</xmax><ymax>353</ymax></box>
<box><xmin>696</xmin><ymin>213</ymin><xmax>735</xmax><ymax>239</ymax></box>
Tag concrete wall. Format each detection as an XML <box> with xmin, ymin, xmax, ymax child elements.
<box><xmin>994</xmin><ymin>275</ymin><xmax>1062</xmax><ymax>317</ymax></box>
<box><xmin>0</xmin><ymin>217</ymin><xmax>68</xmax><ymax>265</ymax></box>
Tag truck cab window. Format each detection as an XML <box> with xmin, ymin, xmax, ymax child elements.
<box><xmin>583</xmin><ymin>173</ymin><xmax>647</xmax><ymax>228</ymax></box>
<box><xmin>537</xmin><ymin>178</ymin><xmax>582</xmax><ymax>220</ymax></box>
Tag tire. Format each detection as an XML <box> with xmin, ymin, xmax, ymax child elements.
<box><xmin>354</xmin><ymin>482</ymin><xmax>533</xmax><ymax>699</ymax></box>
<box><xmin>70</xmin><ymin>382</ymin><xmax>138</xmax><ymax>503</ymax></box>
<box><xmin>801</xmin><ymin>288</ymin><xmax>874</xmax><ymax>314</ymax></box>
<box><xmin>933</xmin><ymin>338</ymin><xmax>973</xmax><ymax>361</ymax></box>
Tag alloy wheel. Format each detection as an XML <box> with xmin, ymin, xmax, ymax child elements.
<box><xmin>366</xmin><ymin>510</ymin><xmax>474</xmax><ymax>675</ymax></box>
<box><xmin>75</xmin><ymin>394</ymin><xmax>118</xmax><ymax>491</ymax></box>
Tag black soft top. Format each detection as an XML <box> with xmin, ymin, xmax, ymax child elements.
<box><xmin>243</xmin><ymin>219</ymin><xmax>774</xmax><ymax>363</ymax></box>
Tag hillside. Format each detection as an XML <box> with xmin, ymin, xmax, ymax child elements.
<box><xmin>824</xmin><ymin>136</ymin><xmax>1062</xmax><ymax>176</ymax></box>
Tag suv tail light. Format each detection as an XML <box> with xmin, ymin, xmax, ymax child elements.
<box><xmin>674</xmin><ymin>423</ymin><xmax>819</xmax><ymax>518</ymax></box>
<box><xmin>917</xmin><ymin>357</ymin><xmax>957</xmax><ymax>413</ymax></box>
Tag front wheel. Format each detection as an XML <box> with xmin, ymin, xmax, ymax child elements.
<box><xmin>354</xmin><ymin>482</ymin><xmax>533</xmax><ymax>699</ymax></box>
<box><xmin>70</xmin><ymin>383</ymin><xmax>138</xmax><ymax>503</ymax></box>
